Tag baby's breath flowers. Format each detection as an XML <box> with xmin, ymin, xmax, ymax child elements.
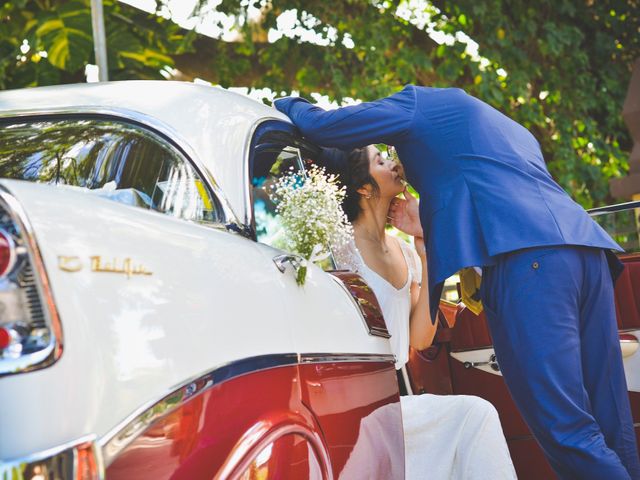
<box><xmin>272</xmin><ymin>165</ymin><xmax>353</xmax><ymax>285</ymax></box>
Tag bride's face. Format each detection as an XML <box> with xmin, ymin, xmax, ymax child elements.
<box><xmin>365</xmin><ymin>145</ymin><xmax>404</xmax><ymax>198</ymax></box>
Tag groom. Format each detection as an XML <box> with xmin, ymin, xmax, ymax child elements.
<box><xmin>275</xmin><ymin>85</ymin><xmax>640</xmax><ymax>479</ymax></box>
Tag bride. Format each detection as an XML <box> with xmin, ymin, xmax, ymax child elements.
<box><xmin>333</xmin><ymin>145</ymin><xmax>517</xmax><ymax>479</ymax></box>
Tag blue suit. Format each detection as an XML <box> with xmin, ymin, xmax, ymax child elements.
<box><xmin>275</xmin><ymin>85</ymin><xmax>640</xmax><ymax>478</ymax></box>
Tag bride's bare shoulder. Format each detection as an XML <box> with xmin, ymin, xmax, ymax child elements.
<box><xmin>386</xmin><ymin>233</ymin><xmax>411</xmax><ymax>250</ymax></box>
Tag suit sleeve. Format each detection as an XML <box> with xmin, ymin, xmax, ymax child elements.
<box><xmin>273</xmin><ymin>85</ymin><xmax>416</xmax><ymax>149</ymax></box>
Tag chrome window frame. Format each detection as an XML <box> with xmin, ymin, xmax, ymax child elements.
<box><xmin>587</xmin><ymin>200</ymin><xmax>640</xmax><ymax>216</ymax></box>
<box><xmin>0</xmin><ymin>107</ymin><xmax>242</xmax><ymax>232</ymax></box>
<box><xmin>588</xmin><ymin>201</ymin><xmax>640</xmax><ymax>253</ymax></box>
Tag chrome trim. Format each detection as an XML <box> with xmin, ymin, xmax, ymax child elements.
<box><xmin>218</xmin><ymin>423</ymin><xmax>333</xmax><ymax>480</ymax></box>
<box><xmin>242</xmin><ymin>116</ymin><xmax>294</xmax><ymax>230</ymax></box>
<box><xmin>0</xmin><ymin>187</ymin><xmax>63</xmax><ymax>376</ymax></box>
<box><xmin>100</xmin><ymin>353</ymin><xmax>298</xmax><ymax>466</ymax></box>
<box><xmin>0</xmin><ymin>106</ymin><xmax>242</xmax><ymax>232</ymax></box>
<box><xmin>463</xmin><ymin>353</ymin><xmax>500</xmax><ymax>372</ymax></box>
<box><xmin>400</xmin><ymin>365</ymin><xmax>414</xmax><ymax>396</ymax></box>
<box><xmin>0</xmin><ymin>435</ymin><xmax>104</xmax><ymax>480</ymax></box>
<box><xmin>99</xmin><ymin>352</ymin><xmax>394</xmax><ymax>466</ymax></box>
<box><xmin>450</xmin><ymin>345</ymin><xmax>496</xmax><ymax>354</ymax></box>
<box><xmin>298</xmin><ymin>353</ymin><xmax>396</xmax><ymax>364</ymax></box>
<box><xmin>272</xmin><ymin>253</ymin><xmax>304</xmax><ymax>273</ymax></box>
<box><xmin>368</xmin><ymin>326</ymin><xmax>393</xmax><ymax>339</ymax></box>
<box><xmin>588</xmin><ymin>200</ymin><xmax>640</xmax><ymax>216</ymax></box>
<box><xmin>328</xmin><ymin>273</ymin><xmax>392</xmax><ymax>339</ymax></box>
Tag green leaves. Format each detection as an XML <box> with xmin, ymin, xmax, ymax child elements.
<box><xmin>2</xmin><ymin>0</ymin><xmax>185</xmax><ymax>87</ymax></box>
<box><xmin>35</xmin><ymin>2</ymin><xmax>93</xmax><ymax>72</ymax></box>
<box><xmin>424</xmin><ymin>0</ymin><xmax>638</xmax><ymax>206</ymax></box>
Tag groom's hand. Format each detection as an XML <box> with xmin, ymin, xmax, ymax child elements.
<box><xmin>389</xmin><ymin>188</ymin><xmax>423</xmax><ymax>237</ymax></box>
<box><xmin>273</xmin><ymin>95</ymin><xmax>310</xmax><ymax>115</ymax></box>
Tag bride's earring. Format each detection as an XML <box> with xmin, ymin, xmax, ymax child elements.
<box><xmin>358</xmin><ymin>188</ymin><xmax>372</xmax><ymax>200</ymax></box>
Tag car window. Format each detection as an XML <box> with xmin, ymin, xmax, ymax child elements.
<box><xmin>590</xmin><ymin>203</ymin><xmax>640</xmax><ymax>254</ymax></box>
<box><xmin>250</xmin><ymin>128</ymin><xmax>337</xmax><ymax>270</ymax></box>
<box><xmin>252</xmin><ymin>145</ymin><xmax>304</xmax><ymax>247</ymax></box>
<box><xmin>0</xmin><ymin>118</ymin><xmax>221</xmax><ymax>223</ymax></box>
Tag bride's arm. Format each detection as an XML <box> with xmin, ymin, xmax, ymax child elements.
<box><xmin>408</xmin><ymin>237</ymin><xmax>437</xmax><ymax>351</ymax></box>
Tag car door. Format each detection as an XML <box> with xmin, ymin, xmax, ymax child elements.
<box><xmin>248</xmin><ymin>121</ymin><xmax>405</xmax><ymax>478</ymax></box>
<box><xmin>405</xmin><ymin>200</ymin><xmax>640</xmax><ymax>480</ymax></box>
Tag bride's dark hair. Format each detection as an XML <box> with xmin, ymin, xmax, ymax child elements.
<box><xmin>340</xmin><ymin>148</ymin><xmax>380</xmax><ymax>222</ymax></box>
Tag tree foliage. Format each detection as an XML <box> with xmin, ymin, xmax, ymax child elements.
<box><xmin>0</xmin><ymin>0</ymin><xmax>638</xmax><ymax>207</ymax></box>
<box><xmin>428</xmin><ymin>0</ymin><xmax>640</xmax><ymax>206</ymax></box>
<box><xmin>0</xmin><ymin>0</ymin><xmax>191</xmax><ymax>86</ymax></box>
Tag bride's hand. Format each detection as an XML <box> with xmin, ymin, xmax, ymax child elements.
<box><xmin>389</xmin><ymin>188</ymin><xmax>422</xmax><ymax>237</ymax></box>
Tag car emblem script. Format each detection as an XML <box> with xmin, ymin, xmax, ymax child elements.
<box><xmin>58</xmin><ymin>255</ymin><xmax>153</xmax><ymax>278</ymax></box>
<box><xmin>57</xmin><ymin>255</ymin><xmax>82</xmax><ymax>273</ymax></box>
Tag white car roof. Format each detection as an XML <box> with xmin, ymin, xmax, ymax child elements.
<box><xmin>0</xmin><ymin>80</ymin><xmax>292</xmax><ymax>225</ymax></box>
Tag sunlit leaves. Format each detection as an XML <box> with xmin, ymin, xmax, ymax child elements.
<box><xmin>2</xmin><ymin>0</ymin><xmax>188</xmax><ymax>87</ymax></box>
<box><xmin>427</xmin><ymin>0</ymin><xmax>638</xmax><ymax>206</ymax></box>
<box><xmin>36</xmin><ymin>2</ymin><xmax>93</xmax><ymax>72</ymax></box>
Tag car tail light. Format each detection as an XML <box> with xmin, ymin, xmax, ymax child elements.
<box><xmin>0</xmin><ymin>188</ymin><xmax>62</xmax><ymax>376</ymax></box>
<box><xmin>329</xmin><ymin>271</ymin><xmax>391</xmax><ymax>338</ymax></box>
<box><xmin>0</xmin><ymin>228</ymin><xmax>16</xmax><ymax>276</ymax></box>
<box><xmin>0</xmin><ymin>326</ymin><xmax>11</xmax><ymax>349</ymax></box>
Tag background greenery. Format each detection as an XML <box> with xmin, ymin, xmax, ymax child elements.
<box><xmin>1</xmin><ymin>0</ymin><xmax>638</xmax><ymax>207</ymax></box>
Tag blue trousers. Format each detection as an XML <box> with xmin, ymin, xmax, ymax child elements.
<box><xmin>480</xmin><ymin>246</ymin><xmax>640</xmax><ymax>479</ymax></box>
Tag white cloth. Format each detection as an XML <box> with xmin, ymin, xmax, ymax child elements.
<box><xmin>335</xmin><ymin>236</ymin><xmax>517</xmax><ymax>480</ymax></box>
<box><xmin>401</xmin><ymin>394</ymin><xmax>516</xmax><ymax>479</ymax></box>
<box><xmin>338</xmin><ymin>402</ymin><xmax>405</xmax><ymax>480</ymax></box>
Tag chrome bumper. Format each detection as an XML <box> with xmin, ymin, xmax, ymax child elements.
<box><xmin>0</xmin><ymin>435</ymin><xmax>104</xmax><ymax>480</ymax></box>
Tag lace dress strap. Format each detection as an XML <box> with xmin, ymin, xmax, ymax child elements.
<box><xmin>333</xmin><ymin>237</ymin><xmax>365</xmax><ymax>273</ymax></box>
<box><xmin>397</xmin><ymin>237</ymin><xmax>422</xmax><ymax>284</ymax></box>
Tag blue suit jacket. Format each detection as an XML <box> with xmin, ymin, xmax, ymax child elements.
<box><xmin>275</xmin><ymin>85</ymin><xmax>621</xmax><ymax>318</ymax></box>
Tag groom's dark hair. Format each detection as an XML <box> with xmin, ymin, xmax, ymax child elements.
<box><xmin>340</xmin><ymin>148</ymin><xmax>380</xmax><ymax>222</ymax></box>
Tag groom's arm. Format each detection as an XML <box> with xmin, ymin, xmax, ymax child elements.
<box><xmin>274</xmin><ymin>85</ymin><xmax>417</xmax><ymax>149</ymax></box>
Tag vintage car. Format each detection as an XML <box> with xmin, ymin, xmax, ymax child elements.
<box><xmin>0</xmin><ymin>80</ymin><xmax>638</xmax><ymax>480</ymax></box>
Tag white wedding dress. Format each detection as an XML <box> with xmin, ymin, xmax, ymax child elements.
<box><xmin>336</xmin><ymin>237</ymin><xmax>517</xmax><ymax>480</ymax></box>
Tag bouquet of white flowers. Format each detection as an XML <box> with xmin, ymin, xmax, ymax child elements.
<box><xmin>272</xmin><ymin>165</ymin><xmax>353</xmax><ymax>285</ymax></box>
